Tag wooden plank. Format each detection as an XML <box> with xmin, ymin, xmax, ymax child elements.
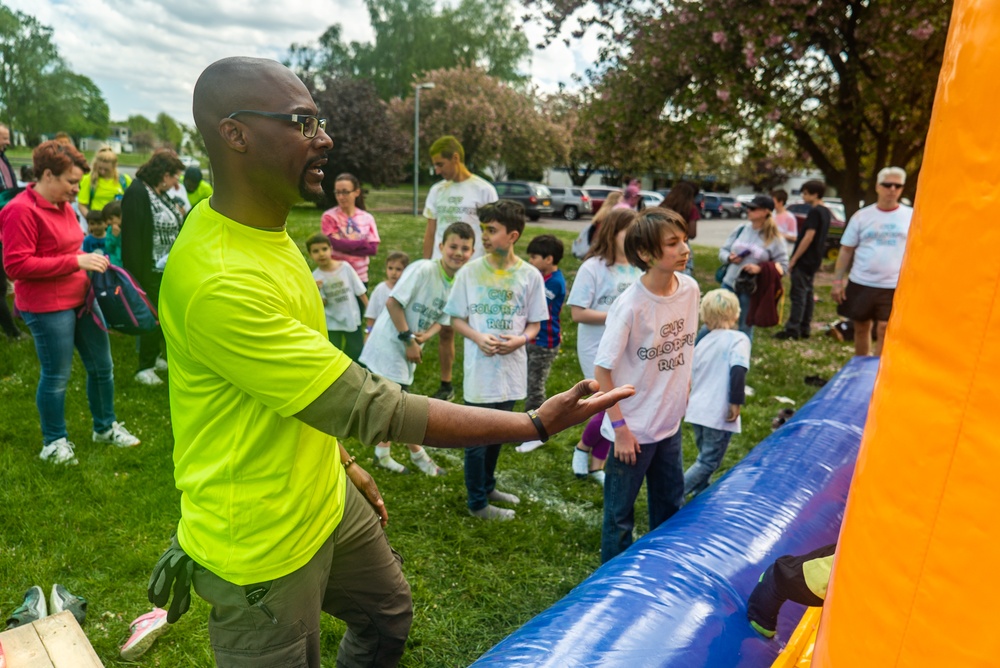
<box><xmin>32</xmin><ymin>612</ymin><xmax>103</xmax><ymax>668</ymax></box>
<box><xmin>0</xmin><ymin>623</ymin><xmax>55</xmax><ymax>668</ymax></box>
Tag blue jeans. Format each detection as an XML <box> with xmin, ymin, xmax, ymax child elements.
<box><xmin>21</xmin><ymin>307</ymin><xmax>117</xmax><ymax>444</ymax></box>
<box><xmin>463</xmin><ymin>400</ymin><xmax>516</xmax><ymax>511</ymax></box>
<box><xmin>601</xmin><ymin>428</ymin><xmax>684</xmax><ymax>563</ymax></box>
<box><xmin>683</xmin><ymin>424</ymin><xmax>734</xmax><ymax>497</ymax></box>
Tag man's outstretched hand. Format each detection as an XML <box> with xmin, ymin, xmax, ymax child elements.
<box><xmin>534</xmin><ymin>379</ymin><xmax>635</xmax><ymax>438</ymax></box>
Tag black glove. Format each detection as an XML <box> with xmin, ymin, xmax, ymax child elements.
<box><xmin>148</xmin><ymin>535</ymin><xmax>197</xmax><ymax>623</ymax></box>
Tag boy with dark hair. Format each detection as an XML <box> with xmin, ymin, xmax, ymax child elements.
<box><xmin>445</xmin><ymin>200</ymin><xmax>548</xmax><ymax>519</ymax></box>
<box><xmin>770</xmin><ymin>188</ymin><xmax>798</xmax><ymax>252</ymax></box>
<box><xmin>517</xmin><ymin>234</ymin><xmax>566</xmax><ymax>453</ymax></box>
<box><xmin>307</xmin><ymin>232</ymin><xmax>368</xmax><ymax>360</ymax></box>
<box><xmin>365</xmin><ymin>250</ymin><xmax>410</xmax><ymax>334</ymax></box>
<box><xmin>595</xmin><ymin>207</ymin><xmax>699</xmax><ymax>562</ymax></box>
<box><xmin>359</xmin><ymin>223</ymin><xmax>474</xmax><ymax>474</ymax></box>
<box><xmin>423</xmin><ymin>134</ymin><xmax>498</xmax><ymax>402</ymax></box>
<box><xmin>83</xmin><ymin>210</ymin><xmax>108</xmax><ymax>254</ymax></box>
<box><xmin>102</xmin><ymin>200</ymin><xmax>123</xmax><ymax>267</ymax></box>
<box><xmin>777</xmin><ymin>180</ymin><xmax>830</xmax><ymax>340</ymax></box>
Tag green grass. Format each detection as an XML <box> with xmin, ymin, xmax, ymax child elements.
<box><xmin>0</xmin><ymin>208</ymin><xmax>853</xmax><ymax>666</ymax></box>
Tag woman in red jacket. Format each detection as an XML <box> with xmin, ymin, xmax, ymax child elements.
<box><xmin>0</xmin><ymin>141</ymin><xmax>140</xmax><ymax>465</ymax></box>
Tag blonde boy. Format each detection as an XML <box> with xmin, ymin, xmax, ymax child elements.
<box><xmin>682</xmin><ymin>289</ymin><xmax>750</xmax><ymax>496</ymax></box>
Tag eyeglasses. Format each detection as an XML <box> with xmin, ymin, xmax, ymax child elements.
<box><xmin>879</xmin><ymin>182</ymin><xmax>904</xmax><ymax>189</ymax></box>
<box><xmin>333</xmin><ymin>190</ymin><xmax>357</xmax><ymax>196</ymax></box>
<box><xmin>226</xmin><ymin>110</ymin><xmax>327</xmax><ymax>138</ymax></box>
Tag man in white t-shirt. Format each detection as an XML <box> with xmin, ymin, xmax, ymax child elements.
<box><xmin>422</xmin><ymin>135</ymin><xmax>499</xmax><ymax>401</ymax></box>
<box><xmin>832</xmin><ymin>166</ymin><xmax>913</xmax><ymax>356</ymax></box>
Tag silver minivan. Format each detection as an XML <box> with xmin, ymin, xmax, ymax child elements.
<box><xmin>547</xmin><ymin>186</ymin><xmax>593</xmax><ymax>220</ymax></box>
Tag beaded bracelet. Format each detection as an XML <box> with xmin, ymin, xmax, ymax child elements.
<box><xmin>343</xmin><ymin>455</ymin><xmax>357</xmax><ymax>470</ymax></box>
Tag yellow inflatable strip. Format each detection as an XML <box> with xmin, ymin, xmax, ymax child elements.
<box><xmin>770</xmin><ymin>607</ymin><xmax>822</xmax><ymax>668</ymax></box>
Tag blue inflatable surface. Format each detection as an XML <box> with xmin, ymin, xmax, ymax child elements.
<box><xmin>472</xmin><ymin>357</ymin><xmax>879</xmax><ymax>668</ymax></box>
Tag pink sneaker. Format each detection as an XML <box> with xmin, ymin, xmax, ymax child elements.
<box><xmin>120</xmin><ymin>607</ymin><xmax>169</xmax><ymax>661</ymax></box>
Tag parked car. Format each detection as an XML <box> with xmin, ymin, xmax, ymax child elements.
<box><xmin>640</xmin><ymin>190</ymin><xmax>664</xmax><ymax>208</ymax></box>
<box><xmin>719</xmin><ymin>195</ymin><xmax>743</xmax><ymax>218</ymax></box>
<box><xmin>178</xmin><ymin>155</ymin><xmax>200</xmax><ymax>169</ymax></box>
<box><xmin>547</xmin><ymin>186</ymin><xmax>593</xmax><ymax>220</ymax></box>
<box><xmin>583</xmin><ymin>186</ymin><xmax>622</xmax><ymax>216</ymax></box>
<box><xmin>493</xmin><ymin>181</ymin><xmax>555</xmax><ymax>221</ymax></box>
<box><xmin>787</xmin><ymin>201</ymin><xmax>847</xmax><ymax>259</ymax></box>
<box><xmin>702</xmin><ymin>193</ymin><xmax>724</xmax><ymax>218</ymax></box>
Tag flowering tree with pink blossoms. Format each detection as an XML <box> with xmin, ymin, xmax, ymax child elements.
<box><xmin>525</xmin><ymin>0</ymin><xmax>951</xmax><ymax>213</ymax></box>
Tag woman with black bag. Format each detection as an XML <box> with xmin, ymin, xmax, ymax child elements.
<box><xmin>122</xmin><ymin>149</ymin><xmax>185</xmax><ymax>386</ymax></box>
<box><xmin>717</xmin><ymin>195</ymin><xmax>788</xmax><ymax>340</ymax></box>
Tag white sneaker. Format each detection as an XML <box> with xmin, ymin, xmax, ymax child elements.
<box><xmin>515</xmin><ymin>439</ymin><xmax>544</xmax><ymax>453</ymax></box>
<box><xmin>572</xmin><ymin>448</ymin><xmax>590</xmax><ymax>478</ymax></box>
<box><xmin>589</xmin><ymin>470</ymin><xmax>606</xmax><ymax>487</ymax></box>
<box><xmin>469</xmin><ymin>504</ymin><xmax>515</xmax><ymax>521</ymax></box>
<box><xmin>94</xmin><ymin>421</ymin><xmax>141</xmax><ymax>448</ymax></box>
<box><xmin>39</xmin><ymin>438</ymin><xmax>78</xmax><ymax>465</ymax></box>
<box><xmin>135</xmin><ymin>368</ymin><xmax>163</xmax><ymax>386</ymax></box>
<box><xmin>154</xmin><ymin>356</ymin><xmax>168</xmax><ymax>372</ymax></box>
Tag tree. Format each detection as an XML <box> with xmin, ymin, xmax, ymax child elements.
<box><xmin>526</xmin><ymin>0</ymin><xmax>951</xmax><ymax>214</ymax></box>
<box><xmin>287</xmin><ymin>0</ymin><xmax>531</xmax><ymax>100</ymax></box>
<box><xmin>155</xmin><ymin>113</ymin><xmax>184</xmax><ymax>150</ymax></box>
<box><xmin>542</xmin><ymin>91</ymin><xmax>602</xmax><ymax>186</ymax></box>
<box><xmin>311</xmin><ymin>76</ymin><xmax>410</xmax><ymax>191</ymax></box>
<box><xmin>0</xmin><ymin>5</ymin><xmax>109</xmax><ymax>143</ymax></box>
<box><xmin>388</xmin><ymin>67</ymin><xmax>565</xmax><ymax>180</ymax></box>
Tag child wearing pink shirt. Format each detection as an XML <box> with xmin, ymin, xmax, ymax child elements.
<box><xmin>321</xmin><ymin>172</ymin><xmax>380</xmax><ymax>283</ymax></box>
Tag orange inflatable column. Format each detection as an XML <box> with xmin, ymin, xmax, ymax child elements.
<box><xmin>814</xmin><ymin>2</ymin><xmax>1000</xmax><ymax>665</ymax></box>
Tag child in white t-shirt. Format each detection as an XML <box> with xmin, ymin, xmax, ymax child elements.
<box><xmin>307</xmin><ymin>233</ymin><xmax>368</xmax><ymax>361</ymax></box>
<box><xmin>595</xmin><ymin>208</ymin><xmax>699</xmax><ymax>563</ymax></box>
<box><xmin>365</xmin><ymin>251</ymin><xmax>409</xmax><ymax>338</ymax></box>
<box><xmin>567</xmin><ymin>207</ymin><xmax>642</xmax><ymax>485</ymax></box>
<box><xmin>683</xmin><ymin>289</ymin><xmax>750</xmax><ymax>497</ymax></box>
<box><xmin>359</xmin><ymin>224</ymin><xmax>474</xmax><ymax>475</ymax></box>
<box><xmin>445</xmin><ymin>201</ymin><xmax>548</xmax><ymax>521</ymax></box>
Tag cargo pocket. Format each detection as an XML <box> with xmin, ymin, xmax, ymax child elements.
<box><xmin>211</xmin><ymin>619</ymin><xmax>310</xmax><ymax>668</ymax></box>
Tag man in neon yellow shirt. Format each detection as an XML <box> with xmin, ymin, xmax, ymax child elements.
<box><xmin>155</xmin><ymin>56</ymin><xmax>632</xmax><ymax>667</ymax></box>
<box><xmin>182</xmin><ymin>165</ymin><xmax>213</xmax><ymax>208</ymax></box>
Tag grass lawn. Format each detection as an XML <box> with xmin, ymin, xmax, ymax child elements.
<box><xmin>0</xmin><ymin>206</ymin><xmax>853</xmax><ymax>666</ymax></box>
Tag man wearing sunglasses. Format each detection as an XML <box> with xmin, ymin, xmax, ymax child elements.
<box><xmin>831</xmin><ymin>167</ymin><xmax>912</xmax><ymax>356</ymax></box>
<box><xmin>152</xmin><ymin>57</ymin><xmax>632</xmax><ymax>668</ymax></box>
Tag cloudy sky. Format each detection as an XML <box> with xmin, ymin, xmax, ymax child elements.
<box><xmin>8</xmin><ymin>0</ymin><xmax>600</xmax><ymax>126</ymax></box>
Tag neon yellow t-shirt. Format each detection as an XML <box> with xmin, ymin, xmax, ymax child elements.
<box><xmin>160</xmin><ymin>200</ymin><xmax>352</xmax><ymax>585</ymax></box>
<box><xmin>186</xmin><ymin>179</ymin><xmax>213</xmax><ymax>208</ymax></box>
<box><xmin>79</xmin><ymin>172</ymin><xmax>132</xmax><ymax>212</ymax></box>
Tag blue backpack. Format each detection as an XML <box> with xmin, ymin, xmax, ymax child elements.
<box><xmin>84</xmin><ymin>265</ymin><xmax>159</xmax><ymax>334</ymax></box>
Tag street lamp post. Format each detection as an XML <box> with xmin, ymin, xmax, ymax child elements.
<box><xmin>413</xmin><ymin>82</ymin><xmax>436</xmax><ymax>216</ymax></box>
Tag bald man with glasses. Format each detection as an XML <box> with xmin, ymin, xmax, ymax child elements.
<box><xmin>148</xmin><ymin>57</ymin><xmax>632</xmax><ymax>668</ymax></box>
<box><xmin>832</xmin><ymin>167</ymin><xmax>913</xmax><ymax>356</ymax></box>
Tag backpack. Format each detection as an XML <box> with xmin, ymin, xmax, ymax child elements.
<box><xmin>84</xmin><ymin>265</ymin><xmax>158</xmax><ymax>334</ymax></box>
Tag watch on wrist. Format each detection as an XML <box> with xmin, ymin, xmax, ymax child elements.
<box><xmin>526</xmin><ymin>409</ymin><xmax>549</xmax><ymax>443</ymax></box>
<box><xmin>397</xmin><ymin>329</ymin><xmax>415</xmax><ymax>342</ymax></box>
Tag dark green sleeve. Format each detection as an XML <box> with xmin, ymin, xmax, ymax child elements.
<box><xmin>298</xmin><ymin>363</ymin><xmax>429</xmax><ymax>446</ymax></box>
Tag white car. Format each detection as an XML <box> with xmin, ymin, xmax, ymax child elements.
<box><xmin>178</xmin><ymin>155</ymin><xmax>200</xmax><ymax>169</ymax></box>
<box><xmin>640</xmin><ymin>190</ymin><xmax>664</xmax><ymax>207</ymax></box>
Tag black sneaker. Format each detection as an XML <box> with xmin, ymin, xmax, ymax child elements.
<box><xmin>432</xmin><ymin>384</ymin><xmax>455</xmax><ymax>401</ymax></box>
<box><xmin>773</xmin><ymin>330</ymin><xmax>799</xmax><ymax>340</ymax></box>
